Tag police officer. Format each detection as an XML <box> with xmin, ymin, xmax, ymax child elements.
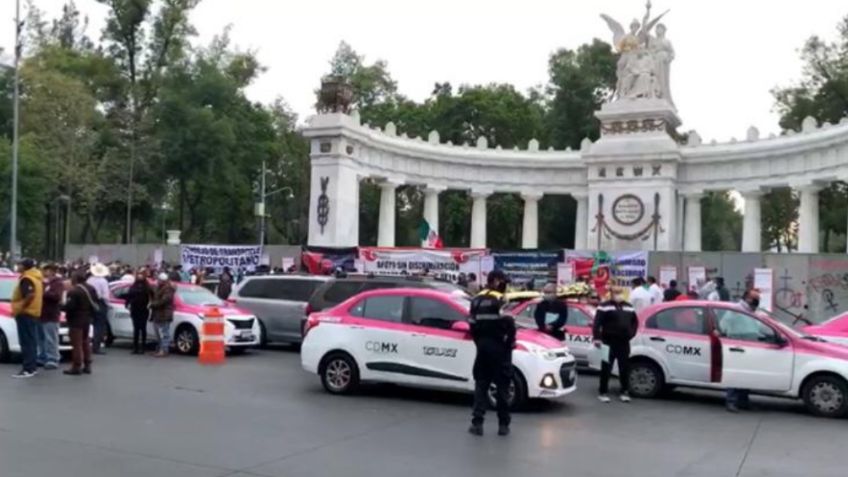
<box><xmin>468</xmin><ymin>270</ymin><xmax>516</xmax><ymax>437</ymax></box>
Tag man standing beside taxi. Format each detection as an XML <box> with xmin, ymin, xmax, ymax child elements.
<box><xmin>11</xmin><ymin>259</ymin><xmax>44</xmax><ymax>378</ymax></box>
<box><xmin>593</xmin><ymin>287</ymin><xmax>639</xmax><ymax>403</ymax></box>
<box><xmin>723</xmin><ymin>288</ymin><xmax>761</xmax><ymax>412</ymax></box>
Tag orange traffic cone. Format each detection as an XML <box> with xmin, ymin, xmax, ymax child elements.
<box><xmin>198</xmin><ymin>307</ymin><xmax>226</xmax><ymax>365</ymax></box>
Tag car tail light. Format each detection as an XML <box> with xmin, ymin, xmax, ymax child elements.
<box><xmin>303</xmin><ymin>315</ymin><xmax>319</xmax><ymax>337</ymax></box>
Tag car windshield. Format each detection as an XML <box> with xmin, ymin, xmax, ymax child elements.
<box><xmin>178</xmin><ymin>286</ymin><xmax>224</xmax><ymax>307</ymax></box>
<box><xmin>0</xmin><ymin>279</ymin><xmax>15</xmax><ymax>302</ymax></box>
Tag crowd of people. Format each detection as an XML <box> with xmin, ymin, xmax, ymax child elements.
<box><xmin>4</xmin><ymin>258</ymin><xmax>244</xmax><ymax>379</ymax></box>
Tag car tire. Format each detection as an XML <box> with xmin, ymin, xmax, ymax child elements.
<box><xmin>319</xmin><ymin>353</ymin><xmax>360</xmax><ymax>395</ymax></box>
<box><xmin>627</xmin><ymin>360</ymin><xmax>665</xmax><ymax>399</ymax></box>
<box><xmin>0</xmin><ymin>330</ymin><xmax>10</xmax><ymax>363</ymax></box>
<box><xmin>802</xmin><ymin>375</ymin><xmax>848</xmax><ymax>418</ymax></box>
<box><xmin>488</xmin><ymin>368</ymin><xmax>528</xmax><ymax>411</ymax></box>
<box><xmin>174</xmin><ymin>325</ymin><xmax>200</xmax><ymax>355</ymax></box>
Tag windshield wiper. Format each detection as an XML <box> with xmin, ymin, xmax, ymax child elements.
<box><xmin>801</xmin><ymin>335</ymin><xmax>826</xmax><ymax>342</ymax></box>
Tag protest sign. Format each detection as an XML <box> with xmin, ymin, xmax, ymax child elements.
<box><xmin>181</xmin><ymin>245</ymin><xmax>262</xmax><ymax>272</ymax></box>
<box><xmin>358</xmin><ymin>247</ymin><xmax>487</xmax><ymax>282</ymax></box>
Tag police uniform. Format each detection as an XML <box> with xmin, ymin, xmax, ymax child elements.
<box><xmin>469</xmin><ymin>288</ymin><xmax>516</xmax><ymax>429</ymax></box>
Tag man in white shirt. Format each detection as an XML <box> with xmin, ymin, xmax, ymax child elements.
<box><xmin>629</xmin><ymin>277</ymin><xmax>653</xmax><ymax>313</ymax></box>
<box><xmin>87</xmin><ymin>263</ymin><xmax>112</xmax><ymax>355</ymax></box>
<box><xmin>646</xmin><ymin>276</ymin><xmax>663</xmax><ymax>305</ymax></box>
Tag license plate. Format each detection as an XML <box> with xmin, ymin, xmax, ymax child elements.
<box><xmin>239</xmin><ymin>330</ymin><xmax>252</xmax><ymax>338</ymax></box>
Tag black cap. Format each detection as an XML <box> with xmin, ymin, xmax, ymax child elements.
<box><xmin>487</xmin><ymin>269</ymin><xmax>507</xmax><ymax>285</ymax></box>
<box><xmin>19</xmin><ymin>258</ymin><xmax>35</xmax><ymax>270</ymax></box>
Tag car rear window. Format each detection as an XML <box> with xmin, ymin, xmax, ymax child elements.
<box><xmin>265</xmin><ymin>279</ymin><xmax>323</xmax><ymax>302</ymax></box>
<box><xmin>323</xmin><ymin>281</ymin><xmax>365</xmax><ymax>305</ymax></box>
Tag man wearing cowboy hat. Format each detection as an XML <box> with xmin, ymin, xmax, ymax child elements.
<box><xmin>87</xmin><ymin>263</ymin><xmax>111</xmax><ymax>355</ymax></box>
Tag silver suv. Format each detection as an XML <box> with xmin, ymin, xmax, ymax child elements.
<box><xmin>231</xmin><ymin>275</ymin><xmax>331</xmax><ymax>345</ymax></box>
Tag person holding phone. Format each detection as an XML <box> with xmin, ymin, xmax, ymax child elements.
<box><xmin>534</xmin><ymin>282</ymin><xmax>568</xmax><ymax>340</ymax></box>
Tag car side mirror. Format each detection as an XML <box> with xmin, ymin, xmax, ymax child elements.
<box><xmin>451</xmin><ymin>321</ymin><xmax>470</xmax><ymax>333</ymax></box>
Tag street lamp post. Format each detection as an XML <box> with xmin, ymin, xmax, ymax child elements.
<box><xmin>9</xmin><ymin>0</ymin><xmax>22</xmax><ymax>259</ymax></box>
<box><xmin>255</xmin><ymin>160</ymin><xmax>294</xmax><ymax>247</ymax></box>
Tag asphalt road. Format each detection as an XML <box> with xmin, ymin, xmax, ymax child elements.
<box><xmin>0</xmin><ymin>346</ymin><xmax>845</xmax><ymax>477</ymax></box>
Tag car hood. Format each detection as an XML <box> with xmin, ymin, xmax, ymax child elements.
<box><xmin>802</xmin><ymin>324</ymin><xmax>845</xmax><ymax>336</ymax></box>
<box><xmin>515</xmin><ymin>329</ymin><xmax>563</xmax><ymax>349</ymax></box>
<box><xmin>178</xmin><ymin>302</ymin><xmax>253</xmax><ymax>317</ymax></box>
<box><xmin>793</xmin><ymin>336</ymin><xmax>848</xmax><ymax>360</ymax></box>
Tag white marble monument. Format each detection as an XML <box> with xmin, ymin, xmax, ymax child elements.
<box><xmin>303</xmin><ymin>2</ymin><xmax>848</xmax><ymax>253</ymax></box>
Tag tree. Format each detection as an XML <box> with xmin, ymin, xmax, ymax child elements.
<box><xmin>545</xmin><ymin>39</ymin><xmax>617</xmax><ymax>150</ymax></box>
<box><xmin>773</xmin><ymin>15</ymin><xmax>848</xmax><ymax>252</ymax></box>
<box><xmin>701</xmin><ymin>192</ymin><xmax>742</xmax><ymax>251</ymax></box>
<box><xmin>762</xmin><ymin>188</ymin><xmax>798</xmax><ymax>252</ymax></box>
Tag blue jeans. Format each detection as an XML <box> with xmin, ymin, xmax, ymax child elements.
<box><xmin>726</xmin><ymin>388</ymin><xmax>750</xmax><ymax>407</ymax></box>
<box><xmin>155</xmin><ymin>322</ymin><xmax>172</xmax><ymax>353</ymax></box>
<box><xmin>15</xmin><ymin>315</ymin><xmax>39</xmax><ymax>373</ymax></box>
<box><xmin>37</xmin><ymin>321</ymin><xmax>60</xmax><ymax>366</ymax></box>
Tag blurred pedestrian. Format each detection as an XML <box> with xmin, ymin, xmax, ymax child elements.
<box><xmin>150</xmin><ymin>273</ymin><xmax>176</xmax><ymax>357</ymax></box>
<box><xmin>593</xmin><ymin>287</ymin><xmax>639</xmax><ymax>403</ymax></box>
<box><xmin>468</xmin><ymin>270</ymin><xmax>515</xmax><ymax>437</ymax></box>
<box><xmin>534</xmin><ymin>282</ymin><xmax>567</xmax><ymax>340</ymax></box>
<box><xmin>87</xmin><ymin>263</ymin><xmax>111</xmax><ymax>355</ymax></box>
<box><xmin>63</xmin><ymin>271</ymin><xmax>97</xmax><ymax>375</ymax></box>
<box><xmin>663</xmin><ymin>279</ymin><xmax>681</xmax><ymax>302</ymax></box>
<box><xmin>466</xmin><ymin>273</ymin><xmax>480</xmax><ymax>295</ymax></box>
<box><xmin>646</xmin><ymin>276</ymin><xmax>663</xmax><ymax>305</ymax></box>
<box><xmin>629</xmin><ymin>277</ymin><xmax>652</xmax><ymax>312</ymax></box>
<box><xmin>217</xmin><ymin>266</ymin><xmax>234</xmax><ymax>300</ymax></box>
<box><xmin>723</xmin><ymin>288</ymin><xmax>760</xmax><ymax>412</ymax></box>
<box><xmin>11</xmin><ymin>259</ymin><xmax>44</xmax><ymax>378</ymax></box>
<box><xmin>38</xmin><ymin>263</ymin><xmax>64</xmax><ymax>370</ymax></box>
<box><xmin>125</xmin><ymin>270</ymin><xmax>153</xmax><ymax>354</ymax></box>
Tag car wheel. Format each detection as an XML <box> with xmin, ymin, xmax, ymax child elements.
<box><xmin>628</xmin><ymin>360</ymin><xmax>664</xmax><ymax>399</ymax></box>
<box><xmin>320</xmin><ymin>353</ymin><xmax>360</xmax><ymax>395</ymax></box>
<box><xmin>488</xmin><ymin>369</ymin><xmax>528</xmax><ymax>411</ymax></box>
<box><xmin>803</xmin><ymin>375</ymin><xmax>848</xmax><ymax>418</ymax></box>
<box><xmin>0</xmin><ymin>330</ymin><xmax>10</xmax><ymax>363</ymax></box>
<box><xmin>174</xmin><ymin>325</ymin><xmax>199</xmax><ymax>355</ymax></box>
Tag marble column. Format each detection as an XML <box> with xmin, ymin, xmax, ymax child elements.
<box><xmin>377</xmin><ymin>181</ymin><xmax>398</xmax><ymax>247</ymax></box>
<box><xmin>573</xmin><ymin>192</ymin><xmax>588</xmax><ymax>250</ymax></box>
<box><xmin>683</xmin><ymin>192</ymin><xmax>703</xmax><ymax>252</ymax></box>
<box><xmin>470</xmin><ymin>191</ymin><xmax>490</xmax><ymax>248</ymax></box>
<box><xmin>741</xmin><ymin>190</ymin><xmax>763</xmax><ymax>252</ymax></box>
<box><xmin>422</xmin><ymin>185</ymin><xmax>445</xmax><ymax>235</ymax></box>
<box><xmin>798</xmin><ymin>184</ymin><xmax>822</xmax><ymax>253</ymax></box>
<box><xmin>521</xmin><ymin>192</ymin><xmax>543</xmax><ymax>249</ymax></box>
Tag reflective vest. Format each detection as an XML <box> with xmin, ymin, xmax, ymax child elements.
<box><xmin>12</xmin><ymin>268</ymin><xmax>44</xmax><ymax>318</ymax></box>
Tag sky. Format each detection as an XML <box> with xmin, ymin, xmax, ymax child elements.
<box><xmin>1</xmin><ymin>0</ymin><xmax>846</xmax><ymax>142</ymax></box>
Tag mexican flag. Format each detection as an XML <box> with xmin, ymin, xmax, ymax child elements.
<box><xmin>417</xmin><ymin>219</ymin><xmax>443</xmax><ymax>249</ymax></box>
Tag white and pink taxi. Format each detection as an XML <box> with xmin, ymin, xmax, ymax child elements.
<box><xmin>621</xmin><ymin>301</ymin><xmax>848</xmax><ymax>418</ymax></box>
<box><xmin>301</xmin><ymin>288</ymin><xmax>577</xmax><ymax>410</ymax></box>
<box><xmin>106</xmin><ymin>282</ymin><xmax>260</xmax><ymax>355</ymax></box>
<box><xmin>0</xmin><ymin>274</ymin><xmax>75</xmax><ymax>360</ymax></box>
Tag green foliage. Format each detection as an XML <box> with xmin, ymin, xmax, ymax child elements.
<box><xmin>762</xmin><ymin>188</ymin><xmax>798</xmax><ymax>252</ymax></box>
<box><xmin>701</xmin><ymin>192</ymin><xmax>742</xmax><ymax>251</ymax></box>
<box><xmin>773</xmin><ymin>15</ymin><xmax>848</xmax><ymax>251</ymax></box>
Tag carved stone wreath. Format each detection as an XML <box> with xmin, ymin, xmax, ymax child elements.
<box><xmin>601</xmin><ymin>118</ymin><xmax>667</xmax><ymax>135</ymax></box>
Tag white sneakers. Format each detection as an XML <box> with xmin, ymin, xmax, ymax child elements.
<box><xmin>598</xmin><ymin>393</ymin><xmax>631</xmax><ymax>403</ymax></box>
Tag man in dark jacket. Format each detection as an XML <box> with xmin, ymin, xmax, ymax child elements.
<box><xmin>663</xmin><ymin>279</ymin><xmax>682</xmax><ymax>302</ymax></box>
<box><xmin>593</xmin><ymin>287</ymin><xmax>639</xmax><ymax>403</ymax></box>
<box><xmin>468</xmin><ymin>270</ymin><xmax>516</xmax><ymax>437</ymax></box>
<box><xmin>125</xmin><ymin>271</ymin><xmax>152</xmax><ymax>354</ymax></box>
<box><xmin>38</xmin><ymin>264</ymin><xmax>64</xmax><ymax>369</ymax></box>
<box><xmin>63</xmin><ymin>271</ymin><xmax>97</xmax><ymax>375</ymax></box>
<box><xmin>150</xmin><ymin>273</ymin><xmax>176</xmax><ymax>357</ymax></box>
<box><xmin>217</xmin><ymin>267</ymin><xmax>233</xmax><ymax>300</ymax></box>
<box><xmin>715</xmin><ymin>277</ymin><xmax>731</xmax><ymax>302</ymax></box>
<box><xmin>534</xmin><ymin>282</ymin><xmax>567</xmax><ymax>340</ymax></box>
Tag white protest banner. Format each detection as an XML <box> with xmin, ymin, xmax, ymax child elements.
<box><xmin>659</xmin><ymin>265</ymin><xmax>677</xmax><ymax>288</ymax></box>
<box><xmin>181</xmin><ymin>245</ymin><xmax>262</xmax><ymax>272</ymax></box>
<box><xmin>687</xmin><ymin>266</ymin><xmax>706</xmax><ymax>293</ymax></box>
<box><xmin>557</xmin><ymin>262</ymin><xmax>574</xmax><ymax>286</ymax></box>
<box><xmin>753</xmin><ymin>268</ymin><xmax>774</xmax><ymax>312</ymax></box>
<box><xmin>358</xmin><ymin>247</ymin><xmax>487</xmax><ymax>282</ymax></box>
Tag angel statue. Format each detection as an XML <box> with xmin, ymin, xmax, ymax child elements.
<box><xmin>600</xmin><ymin>1</ymin><xmax>670</xmax><ymax>102</ymax></box>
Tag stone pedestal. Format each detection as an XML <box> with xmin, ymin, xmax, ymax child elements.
<box><xmin>166</xmin><ymin>230</ymin><xmax>182</xmax><ymax>245</ymax></box>
<box><xmin>584</xmin><ymin>98</ymin><xmax>682</xmax><ymax>251</ymax></box>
